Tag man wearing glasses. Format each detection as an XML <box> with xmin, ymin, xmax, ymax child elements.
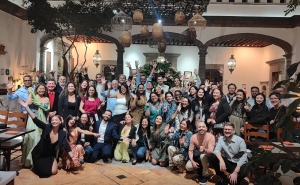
<box><xmin>209</xmin><ymin>123</ymin><xmax>248</xmax><ymax>185</ymax></box>
<box><xmin>6</xmin><ymin>75</ymin><xmax>34</xmax><ymax>113</ymax></box>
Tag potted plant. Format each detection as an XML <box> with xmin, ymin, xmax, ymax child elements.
<box><xmin>0</xmin><ymin>44</ymin><xmax>5</xmax><ymax>52</ymax></box>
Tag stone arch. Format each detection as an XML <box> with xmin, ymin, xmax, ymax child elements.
<box><xmin>39</xmin><ymin>32</ymin><xmax>125</xmax><ymax>77</ymax></box>
<box><xmin>203</xmin><ymin>33</ymin><xmax>293</xmax><ymax>73</ymax></box>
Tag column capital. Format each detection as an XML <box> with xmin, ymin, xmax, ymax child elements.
<box><xmin>116</xmin><ymin>48</ymin><xmax>125</xmax><ymax>54</ymax></box>
<box><xmin>283</xmin><ymin>53</ymin><xmax>292</xmax><ymax>59</ymax></box>
<box><xmin>198</xmin><ymin>48</ymin><xmax>207</xmax><ymax>56</ymax></box>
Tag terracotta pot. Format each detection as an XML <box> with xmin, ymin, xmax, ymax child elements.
<box><xmin>119</xmin><ymin>31</ymin><xmax>132</xmax><ymax>47</ymax></box>
<box><xmin>0</xmin><ymin>45</ymin><xmax>5</xmax><ymax>51</ymax></box>
<box><xmin>175</xmin><ymin>11</ymin><xmax>185</xmax><ymax>25</ymax></box>
<box><xmin>140</xmin><ymin>25</ymin><xmax>149</xmax><ymax>36</ymax></box>
<box><xmin>133</xmin><ymin>9</ymin><xmax>143</xmax><ymax>23</ymax></box>
<box><xmin>152</xmin><ymin>23</ymin><xmax>164</xmax><ymax>42</ymax></box>
<box><xmin>158</xmin><ymin>39</ymin><xmax>167</xmax><ymax>53</ymax></box>
<box><xmin>186</xmin><ymin>28</ymin><xmax>197</xmax><ymax>44</ymax></box>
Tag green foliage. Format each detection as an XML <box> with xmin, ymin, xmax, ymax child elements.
<box><xmin>285</xmin><ymin>0</ymin><xmax>299</xmax><ymax>16</ymax></box>
<box><xmin>139</xmin><ymin>61</ymin><xmax>181</xmax><ymax>88</ymax></box>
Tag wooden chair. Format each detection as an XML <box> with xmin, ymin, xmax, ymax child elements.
<box><xmin>277</xmin><ymin>128</ymin><xmax>283</xmax><ymax>142</ymax></box>
<box><xmin>244</xmin><ymin>123</ymin><xmax>270</xmax><ymax>183</ymax></box>
<box><xmin>1</xmin><ymin>112</ymin><xmax>28</xmax><ymax>170</ymax></box>
<box><xmin>244</xmin><ymin>123</ymin><xmax>269</xmax><ymax>143</ymax></box>
<box><xmin>0</xmin><ymin>109</ymin><xmax>8</xmax><ymax>124</ymax></box>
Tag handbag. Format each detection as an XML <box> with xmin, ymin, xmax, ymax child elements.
<box><xmin>213</xmin><ymin>122</ymin><xmax>226</xmax><ymax>129</ymax></box>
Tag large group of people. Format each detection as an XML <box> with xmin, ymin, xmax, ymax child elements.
<box><xmin>6</xmin><ymin>61</ymin><xmax>293</xmax><ymax>185</ymax></box>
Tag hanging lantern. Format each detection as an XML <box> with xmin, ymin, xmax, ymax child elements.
<box><xmin>227</xmin><ymin>55</ymin><xmax>237</xmax><ymax>74</ymax></box>
<box><xmin>93</xmin><ymin>50</ymin><xmax>101</xmax><ymax>68</ymax></box>
<box><xmin>157</xmin><ymin>53</ymin><xmax>166</xmax><ymax>63</ymax></box>
<box><xmin>188</xmin><ymin>10</ymin><xmax>207</xmax><ymax>31</ymax></box>
<box><xmin>158</xmin><ymin>39</ymin><xmax>167</xmax><ymax>53</ymax></box>
<box><xmin>140</xmin><ymin>25</ymin><xmax>149</xmax><ymax>37</ymax></box>
<box><xmin>119</xmin><ymin>31</ymin><xmax>132</xmax><ymax>47</ymax></box>
<box><xmin>175</xmin><ymin>11</ymin><xmax>185</xmax><ymax>25</ymax></box>
<box><xmin>186</xmin><ymin>28</ymin><xmax>197</xmax><ymax>44</ymax></box>
<box><xmin>111</xmin><ymin>10</ymin><xmax>133</xmax><ymax>31</ymax></box>
<box><xmin>152</xmin><ymin>23</ymin><xmax>164</xmax><ymax>42</ymax></box>
<box><xmin>133</xmin><ymin>9</ymin><xmax>143</xmax><ymax>23</ymax></box>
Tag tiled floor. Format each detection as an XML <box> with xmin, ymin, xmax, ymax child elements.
<box><xmin>8</xmin><ymin>154</ymin><xmax>251</xmax><ymax>185</ymax></box>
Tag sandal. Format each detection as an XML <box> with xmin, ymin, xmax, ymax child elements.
<box><xmin>132</xmin><ymin>159</ymin><xmax>137</xmax><ymax>165</ymax></box>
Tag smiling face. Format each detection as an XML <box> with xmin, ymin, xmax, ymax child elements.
<box><xmin>140</xmin><ymin>75</ymin><xmax>147</xmax><ymax>84</ymax></box>
<box><xmin>102</xmin><ymin>111</ymin><xmax>112</xmax><ymax>121</ymax></box>
<box><xmin>212</xmin><ymin>89</ymin><xmax>222</xmax><ymax>101</ymax></box>
<box><xmin>174</xmin><ymin>78</ymin><xmax>180</xmax><ymax>86</ymax></box>
<box><xmin>81</xmin><ymin>81</ymin><xmax>88</xmax><ymax>89</ymax></box>
<box><xmin>236</xmin><ymin>91</ymin><xmax>244</xmax><ymax>102</ymax></box>
<box><xmin>255</xmin><ymin>94</ymin><xmax>264</xmax><ymax>105</ymax></box>
<box><xmin>89</xmin><ymin>81</ymin><xmax>94</xmax><ymax>87</ymax></box>
<box><xmin>155</xmin><ymin>115</ymin><xmax>163</xmax><ymax>125</ymax></box>
<box><xmin>68</xmin><ymin>116</ymin><xmax>77</xmax><ymax>127</ymax></box>
<box><xmin>112</xmin><ymin>80</ymin><xmax>118</xmax><ymax>90</ymax></box>
<box><xmin>223</xmin><ymin>125</ymin><xmax>235</xmax><ymax>138</ymax></box>
<box><xmin>125</xmin><ymin>114</ymin><xmax>132</xmax><ymax>124</ymax></box>
<box><xmin>36</xmin><ymin>85</ymin><xmax>46</xmax><ymax>96</ymax></box>
<box><xmin>88</xmin><ymin>86</ymin><xmax>96</xmax><ymax>97</ymax></box>
<box><xmin>120</xmin><ymin>85</ymin><xmax>127</xmax><ymax>94</ymax></box>
<box><xmin>80</xmin><ymin>114</ymin><xmax>88</xmax><ymax>124</ymax></box>
<box><xmin>189</xmin><ymin>87</ymin><xmax>197</xmax><ymax>96</ymax></box>
<box><xmin>180</xmin><ymin>120</ymin><xmax>188</xmax><ymax>131</ymax></box>
<box><xmin>59</xmin><ymin>76</ymin><xmax>66</xmax><ymax>87</ymax></box>
<box><xmin>251</xmin><ymin>88</ymin><xmax>259</xmax><ymax>98</ymax></box>
<box><xmin>197</xmin><ymin>89</ymin><xmax>204</xmax><ymax>99</ymax></box>
<box><xmin>228</xmin><ymin>84</ymin><xmax>236</xmax><ymax>94</ymax></box>
<box><xmin>146</xmin><ymin>81</ymin><xmax>153</xmax><ymax>89</ymax></box>
<box><xmin>47</xmin><ymin>80</ymin><xmax>56</xmax><ymax>91</ymax></box>
<box><xmin>197</xmin><ymin>122</ymin><xmax>207</xmax><ymax>135</ymax></box>
<box><xmin>150</xmin><ymin>93</ymin><xmax>159</xmax><ymax>103</ymax></box>
<box><xmin>119</xmin><ymin>75</ymin><xmax>126</xmax><ymax>83</ymax></box>
<box><xmin>166</xmin><ymin>93</ymin><xmax>173</xmax><ymax>102</ymax></box>
<box><xmin>137</xmin><ymin>84</ymin><xmax>144</xmax><ymax>94</ymax></box>
<box><xmin>23</xmin><ymin>76</ymin><xmax>32</xmax><ymax>88</ymax></box>
<box><xmin>157</xmin><ymin>77</ymin><xmax>163</xmax><ymax>85</ymax></box>
<box><xmin>141</xmin><ymin>118</ymin><xmax>149</xmax><ymax>129</ymax></box>
<box><xmin>175</xmin><ymin>91</ymin><xmax>182</xmax><ymax>101</ymax></box>
<box><xmin>51</xmin><ymin>116</ymin><xmax>62</xmax><ymax>128</ymax></box>
<box><xmin>155</xmin><ymin>87</ymin><xmax>162</xmax><ymax>95</ymax></box>
<box><xmin>96</xmin><ymin>74</ymin><xmax>102</xmax><ymax>83</ymax></box>
<box><xmin>270</xmin><ymin>94</ymin><xmax>280</xmax><ymax>106</ymax></box>
<box><xmin>67</xmin><ymin>83</ymin><xmax>75</xmax><ymax>93</ymax></box>
<box><xmin>181</xmin><ymin>97</ymin><xmax>189</xmax><ymax>108</ymax></box>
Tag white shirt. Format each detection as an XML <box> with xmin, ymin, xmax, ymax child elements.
<box><xmin>97</xmin><ymin>121</ymin><xmax>107</xmax><ymax>143</ymax></box>
<box><xmin>96</xmin><ymin>84</ymin><xmax>105</xmax><ymax>102</ymax></box>
<box><xmin>157</xmin><ymin>84</ymin><xmax>169</xmax><ymax>93</ymax></box>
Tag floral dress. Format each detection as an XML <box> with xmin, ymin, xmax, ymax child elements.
<box><xmin>144</xmin><ymin>101</ymin><xmax>163</xmax><ymax>127</ymax></box>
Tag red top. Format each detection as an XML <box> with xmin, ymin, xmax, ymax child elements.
<box><xmin>48</xmin><ymin>91</ymin><xmax>55</xmax><ymax>110</ymax></box>
<box><xmin>82</xmin><ymin>97</ymin><xmax>101</xmax><ymax>114</ymax></box>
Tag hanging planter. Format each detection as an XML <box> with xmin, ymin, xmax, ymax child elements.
<box><xmin>188</xmin><ymin>10</ymin><xmax>207</xmax><ymax>31</ymax></box>
<box><xmin>152</xmin><ymin>23</ymin><xmax>164</xmax><ymax>42</ymax></box>
<box><xmin>140</xmin><ymin>25</ymin><xmax>149</xmax><ymax>37</ymax></box>
<box><xmin>158</xmin><ymin>39</ymin><xmax>167</xmax><ymax>53</ymax></box>
<box><xmin>186</xmin><ymin>28</ymin><xmax>197</xmax><ymax>44</ymax></box>
<box><xmin>119</xmin><ymin>31</ymin><xmax>132</xmax><ymax>47</ymax></box>
<box><xmin>175</xmin><ymin>11</ymin><xmax>185</xmax><ymax>25</ymax></box>
<box><xmin>133</xmin><ymin>9</ymin><xmax>143</xmax><ymax>23</ymax></box>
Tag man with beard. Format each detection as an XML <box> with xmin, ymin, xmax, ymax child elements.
<box><xmin>186</xmin><ymin>122</ymin><xmax>215</xmax><ymax>185</ymax></box>
<box><xmin>46</xmin><ymin>79</ymin><xmax>59</xmax><ymax>118</ymax></box>
<box><xmin>247</xmin><ymin>86</ymin><xmax>259</xmax><ymax>107</ymax></box>
<box><xmin>226</xmin><ymin>83</ymin><xmax>237</xmax><ymax>104</ymax></box>
<box><xmin>88</xmin><ymin>110</ymin><xmax>123</xmax><ymax>163</ymax></box>
<box><xmin>209</xmin><ymin>123</ymin><xmax>248</xmax><ymax>185</ymax></box>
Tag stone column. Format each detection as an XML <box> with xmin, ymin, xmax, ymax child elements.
<box><xmin>283</xmin><ymin>53</ymin><xmax>292</xmax><ymax>79</ymax></box>
<box><xmin>198</xmin><ymin>47</ymin><xmax>207</xmax><ymax>83</ymax></box>
<box><xmin>39</xmin><ymin>46</ymin><xmax>48</xmax><ymax>72</ymax></box>
<box><xmin>116</xmin><ymin>48</ymin><xmax>125</xmax><ymax>78</ymax></box>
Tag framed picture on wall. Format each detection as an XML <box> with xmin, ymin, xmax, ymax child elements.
<box><xmin>184</xmin><ymin>71</ymin><xmax>192</xmax><ymax>80</ymax></box>
<box><xmin>1</xmin><ymin>69</ymin><xmax>4</xmax><ymax>75</ymax></box>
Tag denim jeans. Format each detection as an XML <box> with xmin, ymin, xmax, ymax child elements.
<box><xmin>131</xmin><ymin>144</ymin><xmax>147</xmax><ymax>159</ymax></box>
<box><xmin>84</xmin><ymin>145</ymin><xmax>93</xmax><ymax>161</ymax></box>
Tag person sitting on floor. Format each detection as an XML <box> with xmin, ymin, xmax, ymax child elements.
<box><xmin>209</xmin><ymin>123</ymin><xmax>248</xmax><ymax>185</ymax></box>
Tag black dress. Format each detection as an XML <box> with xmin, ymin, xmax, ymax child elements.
<box><xmin>32</xmin><ymin>134</ymin><xmax>58</xmax><ymax>178</ymax></box>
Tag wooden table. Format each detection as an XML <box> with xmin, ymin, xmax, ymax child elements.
<box><xmin>0</xmin><ymin>128</ymin><xmax>35</xmax><ymax>144</ymax></box>
<box><xmin>272</xmin><ymin>142</ymin><xmax>300</xmax><ymax>153</ymax></box>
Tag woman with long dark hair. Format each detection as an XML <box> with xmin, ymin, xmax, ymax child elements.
<box><xmin>205</xmin><ymin>88</ymin><xmax>231</xmax><ymax>139</ymax></box>
<box><xmin>131</xmin><ymin>116</ymin><xmax>151</xmax><ymax>165</ymax></box>
<box><xmin>187</xmin><ymin>86</ymin><xmax>198</xmax><ymax>102</ymax></box>
<box><xmin>155</xmin><ymin>86</ymin><xmax>165</xmax><ymax>102</ymax></box>
<box><xmin>229</xmin><ymin>89</ymin><xmax>249</xmax><ymax>136</ymax></box>
<box><xmin>191</xmin><ymin>88</ymin><xmax>206</xmax><ymax>130</ymax></box>
<box><xmin>107</xmin><ymin>82</ymin><xmax>130</xmax><ymax>125</ymax></box>
<box><xmin>79</xmin><ymin>86</ymin><xmax>103</xmax><ymax>115</ymax></box>
<box><xmin>145</xmin><ymin>92</ymin><xmax>163</xmax><ymax>128</ymax></box>
<box><xmin>168</xmin><ymin>119</ymin><xmax>193</xmax><ymax>172</ymax></box>
<box><xmin>61</xmin><ymin>115</ymin><xmax>100</xmax><ymax>167</ymax></box>
<box><xmin>246</xmin><ymin>93</ymin><xmax>270</xmax><ymax>126</ymax></box>
<box><xmin>22</xmin><ymin>83</ymin><xmax>50</xmax><ymax>167</ymax></box>
<box><xmin>174</xmin><ymin>97</ymin><xmax>194</xmax><ymax>132</ymax></box>
<box><xmin>58</xmin><ymin>82</ymin><xmax>81</xmax><ymax>124</ymax></box>
<box><xmin>78</xmin><ymin>80</ymin><xmax>88</xmax><ymax>98</ymax></box>
<box><xmin>130</xmin><ymin>84</ymin><xmax>147</xmax><ymax>126</ymax></box>
<box><xmin>19</xmin><ymin>99</ymin><xmax>79</xmax><ymax>178</ymax></box>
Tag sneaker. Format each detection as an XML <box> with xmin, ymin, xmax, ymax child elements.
<box><xmin>199</xmin><ymin>176</ymin><xmax>208</xmax><ymax>185</ymax></box>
